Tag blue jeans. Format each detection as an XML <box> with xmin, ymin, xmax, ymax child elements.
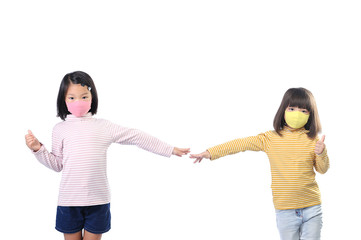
<box><xmin>275</xmin><ymin>204</ymin><xmax>322</xmax><ymax>240</ymax></box>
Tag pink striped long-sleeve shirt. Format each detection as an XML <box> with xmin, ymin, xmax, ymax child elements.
<box><xmin>33</xmin><ymin>113</ymin><xmax>174</xmax><ymax>206</ymax></box>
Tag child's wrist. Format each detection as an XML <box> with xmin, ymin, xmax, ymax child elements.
<box><xmin>33</xmin><ymin>143</ymin><xmax>42</xmax><ymax>152</ymax></box>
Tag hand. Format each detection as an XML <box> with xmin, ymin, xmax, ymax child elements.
<box><xmin>172</xmin><ymin>147</ymin><xmax>190</xmax><ymax>157</ymax></box>
<box><xmin>190</xmin><ymin>151</ymin><xmax>211</xmax><ymax>163</ymax></box>
<box><xmin>315</xmin><ymin>135</ymin><xmax>325</xmax><ymax>155</ymax></box>
<box><xmin>25</xmin><ymin>130</ymin><xmax>42</xmax><ymax>152</ymax></box>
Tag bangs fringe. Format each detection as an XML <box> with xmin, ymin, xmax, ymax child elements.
<box><xmin>287</xmin><ymin>90</ymin><xmax>312</xmax><ymax>111</ymax></box>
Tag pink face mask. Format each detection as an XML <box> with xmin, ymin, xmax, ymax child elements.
<box><xmin>66</xmin><ymin>101</ymin><xmax>91</xmax><ymax>117</ymax></box>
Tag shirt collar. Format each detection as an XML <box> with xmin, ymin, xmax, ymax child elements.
<box><xmin>282</xmin><ymin>125</ymin><xmax>309</xmax><ymax>133</ymax></box>
<box><xmin>65</xmin><ymin>113</ymin><xmax>93</xmax><ymax>121</ymax></box>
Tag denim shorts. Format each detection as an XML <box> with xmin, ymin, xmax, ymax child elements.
<box><xmin>56</xmin><ymin>203</ymin><xmax>111</xmax><ymax>234</ymax></box>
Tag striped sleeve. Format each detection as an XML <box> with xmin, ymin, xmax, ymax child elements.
<box><xmin>107</xmin><ymin>121</ymin><xmax>174</xmax><ymax>158</ymax></box>
<box><xmin>208</xmin><ymin>132</ymin><xmax>270</xmax><ymax>160</ymax></box>
<box><xmin>313</xmin><ymin>135</ymin><xmax>330</xmax><ymax>174</ymax></box>
<box><xmin>314</xmin><ymin>149</ymin><xmax>329</xmax><ymax>174</ymax></box>
<box><xmin>33</xmin><ymin>124</ymin><xmax>63</xmax><ymax>172</ymax></box>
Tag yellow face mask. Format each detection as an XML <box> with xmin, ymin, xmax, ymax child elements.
<box><xmin>284</xmin><ymin>110</ymin><xmax>310</xmax><ymax>129</ymax></box>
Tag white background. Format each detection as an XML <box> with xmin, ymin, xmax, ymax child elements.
<box><xmin>1</xmin><ymin>1</ymin><xmax>360</xmax><ymax>239</ymax></box>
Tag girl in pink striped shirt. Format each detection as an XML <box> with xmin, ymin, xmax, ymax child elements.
<box><xmin>25</xmin><ymin>71</ymin><xmax>189</xmax><ymax>240</ymax></box>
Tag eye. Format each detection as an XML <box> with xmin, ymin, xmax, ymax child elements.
<box><xmin>302</xmin><ymin>109</ymin><xmax>309</xmax><ymax>114</ymax></box>
<box><xmin>288</xmin><ymin>107</ymin><xmax>295</xmax><ymax>111</ymax></box>
<box><xmin>69</xmin><ymin>97</ymin><xmax>74</xmax><ymax>100</ymax></box>
<box><xmin>82</xmin><ymin>96</ymin><xmax>88</xmax><ymax>100</ymax></box>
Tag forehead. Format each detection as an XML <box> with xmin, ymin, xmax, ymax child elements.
<box><xmin>66</xmin><ymin>82</ymin><xmax>90</xmax><ymax>95</ymax></box>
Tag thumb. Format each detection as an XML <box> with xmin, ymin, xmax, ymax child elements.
<box><xmin>28</xmin><ymin>130</ymin><xmax>34</xmax><ymax>137</ymax></box>
<box><xmin>319</xmin><ymin>135</ymin><xmax>325</xmax><ymax>143</ymax></box>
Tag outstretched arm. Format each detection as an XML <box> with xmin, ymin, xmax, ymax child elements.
<box><xmin>191</xmin><ymin>133</ymin><xmax>270</xmax><ymax>163</ymax></box>
<box><xmin>108</xmin><ymin>121</ymin><xmax>189</xmax><ymax>158</ymax></box>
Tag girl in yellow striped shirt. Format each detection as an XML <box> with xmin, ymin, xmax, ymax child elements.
<box><xmin>190</xmin><ymin>87</ymin><xmax>329</xmax><ymax>240</ymax></box>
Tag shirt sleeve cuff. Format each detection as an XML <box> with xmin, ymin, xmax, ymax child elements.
<box><xmin>207</xmin><ymin>148</ymin><xmax>217</xmax><ymax>160</ymax></box>
<box><xmin>316</xmin><ymin>148</ymin><xmax>327</xmax><ymax>158</ymax></box>
<box><xmin>32</xmin><ymin>144</ymin><xmax>45</xmax><ymax>155</ymax></box>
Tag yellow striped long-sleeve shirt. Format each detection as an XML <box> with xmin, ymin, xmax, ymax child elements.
<box><xmin>207</xmin><ymin>126</ymin><xmax>329</xmax><ymax>210</ymax></box>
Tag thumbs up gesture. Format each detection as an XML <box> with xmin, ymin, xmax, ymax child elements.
<box><xmin>25</xmin><ymin>130</ymin><xmax>42</xmax><ymax>152</ymax></box>
<box><xmin>315</xmin><ymin>135</ymin><xmax>326</xmax><ymax>155</ymax></box>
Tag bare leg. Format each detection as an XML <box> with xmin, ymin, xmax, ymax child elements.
<box><xmin>83</xmin><ymin>230</ymin><xmax>102</xmax><ymax>240</ymax></box>
<box><xmin>64</xmin><ymin>231</ymin><xmax>83</xmax><ymax>240</ymax></box>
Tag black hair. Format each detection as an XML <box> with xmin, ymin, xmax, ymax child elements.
<box><xmin>273</xmin><ymin>87</ymin><xmax>321</xmax><ymax>139</ymax></box>
<box><xmin>57</xmin><ymin>71</ymin><xmax>98</xmax><ymax>120</ymax></box>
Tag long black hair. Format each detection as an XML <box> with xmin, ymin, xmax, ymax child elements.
<box><xmin>57</xmin><ymin>71</ymin><xmax>98</xmax><ymax>120</ymax></box>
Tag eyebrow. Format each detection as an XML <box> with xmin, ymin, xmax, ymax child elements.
<box><xmin>67</xmin><ymin>93</ymin><xmax>90</xmax><ymax>96</ymax></box>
